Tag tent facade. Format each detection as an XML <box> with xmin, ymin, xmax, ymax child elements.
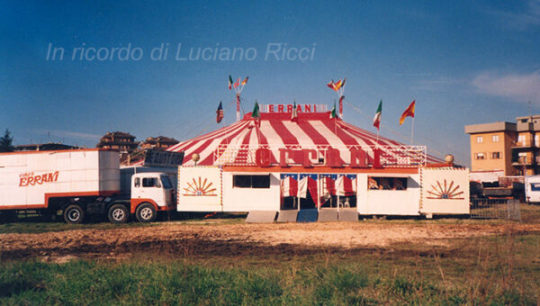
<box><xmin>173</xmin><ymin>107</ymin><xmax>469</xmax><ymax>217</ymax></box>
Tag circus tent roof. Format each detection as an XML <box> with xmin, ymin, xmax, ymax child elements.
<box><xmin>167</xmin><ymin>111</ymin><xmax>442</xmax><ymax>167</ymax></box>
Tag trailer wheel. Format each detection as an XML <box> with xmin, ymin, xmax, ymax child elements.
<box><xmin>64</xmin><ymin>204</ymin><xmax>85</xmax><ymax>224</ymax></box>
<box><xmin>135</xmin><ymin>203</ymin><xmax>156</xmax><ymax>223</ymax></box>
<box><xmin>108</xmin><ymin>204</ymin><xmax>129</xmax><ymax>224</ymax></box>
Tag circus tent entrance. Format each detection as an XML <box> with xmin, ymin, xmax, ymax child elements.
<box><xmin>280</xmin><ymin>173</ymin><xmax>358</xmax><ymax>211</ymax></box>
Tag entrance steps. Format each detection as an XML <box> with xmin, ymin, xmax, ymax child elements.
<box><xmin>245</xmin><ymin>211</ymin><xmax>277</xmax><ymax>223</ymax></box>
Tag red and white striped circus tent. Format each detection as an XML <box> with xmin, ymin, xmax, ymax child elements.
<box><xmin>167</xmin><ymin>109</ymin><xmax>442</xmax><ymax>167</ymax></box>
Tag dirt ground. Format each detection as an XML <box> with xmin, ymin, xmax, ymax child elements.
<box><xmin>1</xmin><ymin>221</ymin><xmax>539</xmax><ymax>262</ymax></box>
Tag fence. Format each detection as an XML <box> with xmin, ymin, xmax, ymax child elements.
<box><xmin>470</xmin><ymin>199</ymin><xmax>521</xmax><ymax>221</ymax></box>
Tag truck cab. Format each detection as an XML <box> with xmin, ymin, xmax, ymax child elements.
<box><xmin>125</xmin><ymin>172</ymin><xmax>176</xmax><ymax>222</ymax></box>
<box><xmin>107</xmin><ymin>172</ymin><xmax>176</xmax><ymax>224</ymax></box>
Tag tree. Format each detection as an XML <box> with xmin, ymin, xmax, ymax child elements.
<box><xmin>0</xmin><ymin>129</ymin><xmax>14</xmax><ymax>152</ymax></box>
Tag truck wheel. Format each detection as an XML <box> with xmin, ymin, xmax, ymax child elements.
<box><xmin>135</xmin><ymin>203</ymin><xmax>156</xmax><ymax>223</ymax></box>
<box><xmin>64</xmin><ymin>204</ymin><xmax>85</xmax><ymax>224</ymax></box>
<box><xmin>108</xmin><ymin>204</ymin><xmax>129</xmax><ymax>224</ymax></box>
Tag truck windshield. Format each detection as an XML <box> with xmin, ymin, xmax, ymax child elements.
<box><xmin>161</xmin><ymin>175</ymin><xmax>173</xmax><ymax>189</ymax></box>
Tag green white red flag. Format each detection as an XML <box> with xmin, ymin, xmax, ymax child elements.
<box><xmin>252</xmin><ymin>101</ymin><xmax>261</xmax><ymax>127</ymax></box>
<box><xmin>373</xmin><ymin>100</ymin><xmax>382</xmax><ymax>130</ymax></box>
<box><xmin>330</xmin><ymin>103</ymin><xmax>338</xmax><ymax>119</ymax></box>
<box><xmin>228</xmin><ymin>75</ymin><xmax>233</xmax><ymax>90</ymax></box>
<box><xmin>291</xmin><ymin>100</ymin><xmax>298</xmax><ymax>122</ymax></box>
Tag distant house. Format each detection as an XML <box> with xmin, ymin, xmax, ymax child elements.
<box><xmin>465</xmin><ymin>115</ymin><xmax>540</xmax><ymax>177</ymax></box>
<box><xmin>140</xmin><ymin>136</ymin><xmax>179</xmax><ymax>150</ymax></box>
<box><xmin>97</xmin><ymin>131</ymin><xmax>139</xmax><ymax>153</ymax></box>
<box><xmin>97</xmin><ymin>131</ymin><xmax>140</xmax><ymax>163</ymax></box>
<box><xmin>15</xmin><ymin>143</ymin><xmax>79</xmax><ymax>152</ymax></box>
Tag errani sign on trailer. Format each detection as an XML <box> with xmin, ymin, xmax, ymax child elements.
<box><xmin>259</xmin><ymin>104</ymin><xmax>328</xmax><ymax>113</ymax></box>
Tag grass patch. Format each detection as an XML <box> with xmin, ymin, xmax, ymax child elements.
<box><xmin>0</xmin><ymin>255</ymin><xmax>536</xmax><ymax>305</ymax></box>
<box><xmin>1</xmin><ymin>232</ymin><xmax>539</xmax><ymax>305</ymax></box>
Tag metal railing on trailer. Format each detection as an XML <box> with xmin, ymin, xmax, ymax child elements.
<box><xmin>470</xmin><ymin>199</ymin><xmax>521</xmax><ymax>221</ymax></box>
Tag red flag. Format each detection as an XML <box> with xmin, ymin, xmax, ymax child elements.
<box><xmin>234</xmin><ymin>78</ymin><xmax>240</xmax><ymax>89</ymax></box>
<box><xmin>216</xmin><ymin>101</ymin><xmax>224</xmax><ymax>123</ymax></box>
<box><xmin>327</xmin><ymin>80</ymin><xmax>337</xmax><ymax>91</ymax></box>
<box><xmin>399</xmin><ymin>100</ymin><xmax>415</xmax><ymax>125</ymax></box>
<box><xmin>339</xmin><ymin>95</ymin><xmax>344</xmax><ymax>116</ymax></box>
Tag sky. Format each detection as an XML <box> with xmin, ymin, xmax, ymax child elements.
<box><xmin>2</xmin><ymin>0</ymin><xmax>540</xmax><ymax>166</ymax></box>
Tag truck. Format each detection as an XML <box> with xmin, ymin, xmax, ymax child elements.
<box><xmin>0</xmin><ymin>149</ymin><xmax>179</xmax><ymax>224</ymax></box>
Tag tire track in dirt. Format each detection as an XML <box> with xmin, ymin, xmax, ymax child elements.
<box><xmin>1</xmin><ymin>222</ymin><xmax>538</xmax><ymax>261</ymax></box>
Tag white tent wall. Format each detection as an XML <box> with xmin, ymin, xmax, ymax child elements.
<box><xmin>357</xmin><ymin>174</ymin><xmax>422</xmax><ymax>216</ymax></box>
<box><xmin>222</xmin><ymin>172</ymin><xmax>281</xmax><ymax>212</ymax></box>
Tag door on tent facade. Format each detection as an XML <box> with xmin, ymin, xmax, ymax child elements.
<box><xmin>298</xmin><ymin>173</ymin><xmax>318</xmax><ymax>209</ymax></box>
<box><xmin>280</xmin><ymin>173</ymin><xmax>298</xmax><ymax>210</ymax></box>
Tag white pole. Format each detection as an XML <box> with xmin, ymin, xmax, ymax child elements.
<box><xmin>410</xmin><ymin>117</ymin><xmax>415</xmax><ymax>145</ymax></box>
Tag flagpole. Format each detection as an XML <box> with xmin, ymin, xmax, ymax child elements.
<box><xmin>236</xmin><ymin>93</ymin><xmax>240</xmax><ymax>121</ymax></box>
<box><xmin>410</xmin><ymin>117</ymin><xmax>415</xmax><ymax>145</ymax></box>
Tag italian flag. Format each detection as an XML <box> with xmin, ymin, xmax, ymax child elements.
<box><xmin>291</xmin><ymin>100</ymin><xmax>298</xmax><ymax>121</ymax></box>
<box><xmin>228</xmin><ymin>75</ymin><xmax>233</xmax><ymax>90</ymax></box>
<box><xmin>373</xmin><ymin>100</ymin><xmax>382</xmax><ymax>130</ymax></box>
<box><xmin>252</xmin><ymin>101</ymin><xmax>261</xmax><ymax>127</ymax></box>
<box><xmin>330</xmin><ymin>103</ymin><xmax>338</xmax><ymax>119</ymax></box>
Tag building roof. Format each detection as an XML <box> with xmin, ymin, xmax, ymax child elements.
<box><xmin>167</xmin><ymin>111</ymin><xmax>442</xmax><ymax>166</ymax></box>
<box><xmin>464</xmin><ymin>121</ymin><xmax>516</xmax><ymax>134</ymax></box>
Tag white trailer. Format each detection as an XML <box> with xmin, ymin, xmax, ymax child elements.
<box><xmin>0</xmin><ymin>149</ymin><xmax>175</xmax><ymax>223</ymax></box>
<box><xmin>525</xmin><ymin>175</ymin><xmax>540</xmax><ymax>203</ymax></box>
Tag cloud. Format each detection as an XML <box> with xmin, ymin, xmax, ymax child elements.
<box><xmin>472</xmin><ymin>71</ymin><xmax>540</xmax><ymax>104</ymax></box>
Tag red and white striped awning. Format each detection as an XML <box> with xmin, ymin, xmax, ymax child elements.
<box><xmin>168</xmin><ymin>112</ymin><xmax>442</xmax><ymax>166</ymax></box>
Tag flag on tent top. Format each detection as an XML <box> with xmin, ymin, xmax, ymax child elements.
<box><xmin>330</xmin><ymin>102</ymin><xmax>338</xmax><ymax>119</ymax></box>
<box><xmin>216</xmin><ymin>101</ymin><xmax>224</xmax><ymax>123</ymax></box>
<box><xmin>334</xmin><ymin>79</ymin><xmax>343</xmax><ymax>90</ymax></box>
<box><xmin>252</xmin><ymin>101</ymin><xmax>261</xmax><ymax>127</ymax></box>
<box><xmin>291</xmin><ymin>100</ymin><xmax>298</xmax><ymax>122</ymax></box>
<box><xmin>241</xmin><ymin>76</ymin><xmax>249</xmax><ymax>86</ymax></box>
<box><xmin>373</xmin><ymin>100</ymin><xmax>382</xmax><ymax>130</ymax></box>
<box><xmin>228</xmin><ymin>75</ymin><xmax>233</xmax><ymax>90</ymax></box>
<box><xmin>327</xmin><ymin>80</ymin><xmax>336</xmax><ymax>91</ymax></box>
<box><xmin>399</xmin><ymin>100</ymin><xmax>416</xmax><ymax>125</ymax></box>
<box><xmin>339</xmin><ymin>95</ymin><xmax>345</xmax><ymax>115</ymax></box>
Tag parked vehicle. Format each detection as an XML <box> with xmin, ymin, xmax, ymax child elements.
<box><xmin>525</xmin><ymin>175</ymin><xmax>540</xmax><ymax>203</ymax></box>
<box><xmin>0</xmin><ymin>149</ymin><xmax>178</xmax><ymax>224</ymax></box>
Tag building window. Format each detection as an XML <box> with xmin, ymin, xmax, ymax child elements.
<box><xmin>491</xmin><ymin>152</ymin><xmax>501</xmax><ymax>159</ymax></box>
<box><xmin>476</xmin><ymin>136</ymin><xmax>483</xmax><ymax>143</ymax></box>
<box><xmin>492</xmin><ymin>135</ymin><xmax>499</xmax><ymax>143</ymax></box>
<box><xmin>519</xmin><ymin>152</ymin><xmax>527</xmax><ymax>164</ymax></box>
<box><xmin>475</xmin><ymin>153</ymin><xmax>485</xmax><ymax>160</ymax></box>
<box><xmin>233</xmin><ymin>175</ymin><xmax>270</xmax><ymax>188</ymax></box>
<box><xmin>535</xmin><ymin>135</ymin><xmax>539</xmax><ymax>147</ymax></box>
<box><xmin>368</xmin><ymin>177</ymin><xmax>407</xmax><ymax>190</ymax></box>
<box><xmin>518</xmin><ymin>135</ymin><xmax>525</xmax><ymax>145</ymax></box>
